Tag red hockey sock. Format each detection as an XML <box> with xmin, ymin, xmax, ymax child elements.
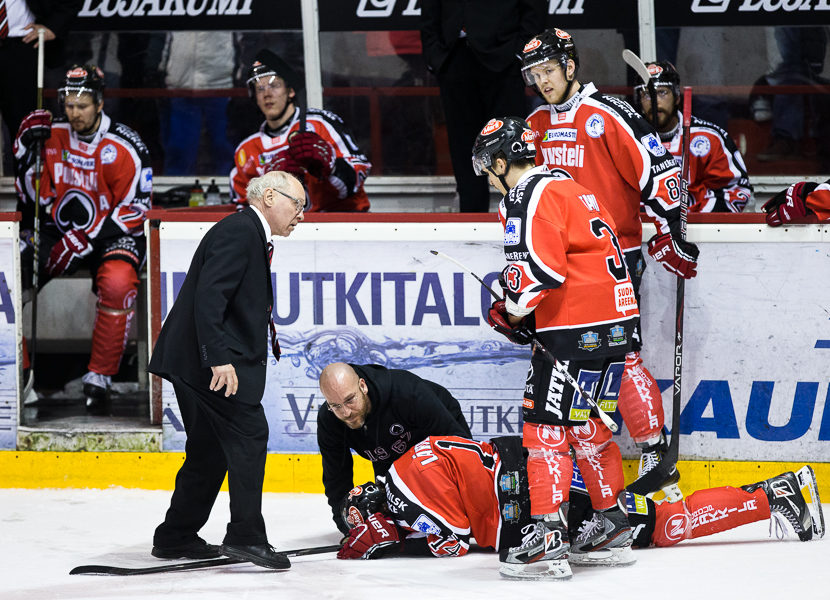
<box><xmin>568</xmin><ymin>418</ymin><xmax>625</xmax><ymax>510</ymax></box>
<box><xmin>652</xmin><ymin>486</ymin><xmax>770</xmax><ymax>547</ymax></box>
<box><xmin>88</xmin><ymin>260</ymin><xmax>138</xmax><ymax>376</ymax></box>
<box><xmin>523</xmin><ymin>422</ymin><xmax>573</xmax><ymax>516</ymax></box>
<box><xmin>22</xmin><ymin>336</ymin><xmax>30</xmax><ymax>370</ymax></box>
<box><xmin>618</xmin><ymin>352</ymin><xmax>664</xmax><ymax>443</ymax></box>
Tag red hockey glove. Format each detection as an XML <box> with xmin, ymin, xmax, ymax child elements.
<box><xmin>14</xmin><ymin>110</ymin><xmax>52</xmax><ymax>154</ymax></box>
<box><xmin>288</xmin><ymin>132</ymin><xmax>336</xmax><ymax>179</ymax></box>
<box><xmin>487</xmin><ymin>300</ymin><xmax>534</xmax><ymax>345</ymax></box>
<box><xmin>45</xmin><ymin>228</ymin><xmax>93</xmax><ymax>277</ymax></box>
<box><xmin>337</xmin><ymin>513</ymin><xmax>400</xmax><ymax>560</ymax></box>
<box><xmin>762</xmin><ymin>182</ymin><xmax>817</xmax><ymax>227</ymax></box>
<box><xmin>263</xmin><ymin>148</ymin><xmax>306</xmax><ymax>179</ymax></box>
<box><xmin>647</xmin><ymin>232</ymin><xmax>699</xmax><ymax>279</ymax></box>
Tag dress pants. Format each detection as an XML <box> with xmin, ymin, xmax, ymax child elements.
<box><xmin>153</xmin><ymin>375</ymin><xmax>269</xmax><ymax>547</ymax></box>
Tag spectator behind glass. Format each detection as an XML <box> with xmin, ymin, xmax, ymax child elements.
<box><xmin>161</xmin><ymin>31</ymin><xmax>237</xmax><ymax>176</ymax></box>
<box><xmin>419</xmin><ymin>0</ymin><xmax>546</xmax><ymax>212</ymax></box>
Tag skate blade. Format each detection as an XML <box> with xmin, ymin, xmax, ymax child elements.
<box><xmin>796</xmin><ymin>466</ymin><xmax>825</xmax><ymax>539</ymax></box>
<box><xmin>570</xmin><ymin>546</ymin><xmax>636</xmax><ymax>567</ymax></box>
<box><xmin>499</xmin><ymin>559</ymin><xmax>573</xmax><ymax>581</ymax></box>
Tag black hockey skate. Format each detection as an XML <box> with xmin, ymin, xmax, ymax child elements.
<box><xmin>742</xmin><ymin>466</ymin><xmax>825</xmax><ymax>542</ymax></box>
<box><xmin>499</xmin><ymin>509</ymin><xmax>571</xmax><ymax>581</ymax></box>
<box><xmin>83</xmin><ymin>371</ymin><xmax>112</xmax><ymax>415</ymax></box>
<box><xmin>570</xmin><ymin>492</ymin><xmax>635</xmax><ymax>567</ymax></box>
<box><xmin>632</xmin><ymin>429</ymin><xmax>683</xmax><ymax>502</ymax></box>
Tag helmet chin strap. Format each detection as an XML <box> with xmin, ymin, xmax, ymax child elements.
<box><xmin>487</xmin><ymin>163</ymin><xmax>511</xmax><ymax>196</ymax></box>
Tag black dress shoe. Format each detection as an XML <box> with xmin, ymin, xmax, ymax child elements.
<box><xmin>220</xmin><ymin>543</ymin><xmax>291</xmax><ymax>570</ymax></box>
<box><xmin>152</xmin><ymin>538</ymin><xmax>221</xmax><ymax>559</ymax></box>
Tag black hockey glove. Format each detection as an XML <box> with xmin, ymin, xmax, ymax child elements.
<box><xmin>487</xmin><ymin>300</ymin><xmax>534</xmax><ymax>345</ymax></box>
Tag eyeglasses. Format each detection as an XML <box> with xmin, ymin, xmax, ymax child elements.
<box><xmin>326</xmin><ymin>396</ymin><xmax>358</xmax><ymax>414</ymax></box>
<box><xmin>275</xmin><ymin>188</ymin><xmax>305</xmax><ymax>213</ymax></box>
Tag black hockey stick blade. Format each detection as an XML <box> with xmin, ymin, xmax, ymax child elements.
<box><xmin>69</xmin><ymin>544</ymin><xmax>341</xmax><ymax>576</ymax></box>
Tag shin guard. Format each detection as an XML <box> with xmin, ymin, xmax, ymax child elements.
<box><xmin>568</xmin><ymin>418</ymin><xmax>625</xmax><ymax>511</ymax></box>
<box><xmin>523</xmin><ymin>422</ymin><xmax>573</xmax><ymax>517</ymax></box>
<box><xmin>618</xmin><ymin>352</ymin><xmax>664</xmax><ymax>444</ymax></box>
<box><xmin>88</xmin><ymin>260</ymin><xmax>139</xmax><ymax>376</ymax></box>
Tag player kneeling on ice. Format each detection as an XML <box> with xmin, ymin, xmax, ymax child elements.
<box><xmin>335</xmin><ymin>436</ymin><xmax>825</xmax><ymax>566</ymax></box>
<box><xmin>473</xmin><ymin>116</ymin><xmax>640</xmax><ymax>580</ymax></box>
<box><xmin>15</xmin><ymin>65</ymin><xmax>152</xmax><ymax>413</ymax></box>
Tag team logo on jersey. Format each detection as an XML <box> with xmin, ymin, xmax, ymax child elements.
<box><xmin>641</xmin><ymin>134</ymin><xmax>667</xmax><ymax>156</ymax></box>
<box><xmin>504</xmin><ymin>265</ymin><xmax>522</xmax><ymax>293</ymax></box>
<box><xmin>647</xmin><ymin>64</ymin><xmax>664</xmax><ymax>76</ymax></box>
<box><xmin>578</xmin><ymin>331</ymin><xmax>601</xmax><ymax>352</ymax></box>
<box><xmin>501</xmin><ymin>501</ymin><xmax>522</xmax><ymax>524</ymax></box>
<box><xmin>690</xmin><ymin>135</ymin><xmax>711</xmax><ymax>157</ymax></box>
<box><xmin>585</xmin><ymin>113</ymin><xmax>605</xmax><ymax>138</ymax></box>
<box><xmin>481</xmin><ymin>119</ymin><xmax>503</xmax><ymax>136</ymax></box>
<box><xmin>542</xmin><ymin>128</ymin><xmax>577</xmax><ymax>142</ymax></box>
<box><xmin>140</xmin><ymin>167</ymin><xmax>153</xmax><ymax>193</ymax></box>
<box><xmin>61</xmin><ymin>150</ymin><xmax>96</xmax><ymax>170</ymax></box>
<box><xmin>523</xmin><ymin>38</ymin><xmax>542</xmax><ymax>53</ymax></box>
<box><xmin>504</xmin><ymin>217</ymin><xmax>521</xmax><ymax>245</ymax></box>
<box><xmin>237</xmin><ymin>148</ymin><xmax>247</xmax><ymax>167</ymax></box>
<box><xmin>54</xmin><ymin>189</ymin><xmax>97</xmax><ymax>232</ymax></box>
<box><xmin>412</xmin><ymin>515</ymin><xmax>443</xmax><ymax>536</ymax></box>
<box><xmin>608</xmin><ymin>325</ymin><xmax>628</xmax><ymax>346</ymax></box>
<box><xmin>100</xmin><ymin>144</ymin><xmax>117</xmax><ymax>165</ymax></box>
<box><xmin>555</xmin><ymin>29</ymin><xmax>571</xmax><ymax>40</ymax></box>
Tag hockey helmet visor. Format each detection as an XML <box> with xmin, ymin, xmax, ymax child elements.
<box><xmin>247</xmin><ymin>62</ymin><xmax>282</xmax><ymax>96</ymax></box>
<box><xmin>634</xmin><ymin>61</ymin><xmax>681</xmax><ymax>105</ymax></box>
<box><xmin>58</xmin><ymin>65</ymin><xmax>105</xmax><ymax>104</ymax></box>
<box><xmin>520</xmin><ymin>29</ymin><xmax>578</xmax><ymax>88</ymax></box>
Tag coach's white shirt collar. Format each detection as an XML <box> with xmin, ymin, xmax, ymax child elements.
<box><xmin>249</xmin><ymin>205</ymin><xmax>272</xmax><ymax>240</ymax></box>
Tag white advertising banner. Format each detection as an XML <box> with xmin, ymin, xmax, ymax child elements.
<box><xmin>0</xmin><ymin>223</ymin><xmax>20</xmax><ymax>449</ymax></box>
<box><xmin>155</xmin><ymin>220</ymin><xmax>830</xmax><ymax>461</ymax></box>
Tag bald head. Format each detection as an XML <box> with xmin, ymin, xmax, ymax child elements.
<box><xmin>319</xmin><ymin>363</ymin><xmax>371</xmax><ymax>429</ymax></box>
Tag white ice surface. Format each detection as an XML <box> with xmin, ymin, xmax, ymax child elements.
<box><xmin>1</xmin><ymin>488</ymin><xmax>827</xmax><ymax>600</ymax></box>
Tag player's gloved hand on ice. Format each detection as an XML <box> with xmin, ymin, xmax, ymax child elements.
<box><xmin>337</xmin><ymin>513</ymin><xmax>400</xmax><ymax>560</ymax></box>
<box><xmin>14</xmin><ymin>110</ymin><xmax>52</xmax><ymax>153</ymax></box>
<box><xmin>288</xmin><ymin>132</ymin><xmax>335</xmax><ymax>180</ymax></box>
<box><xmin>45</xmin><ymin>228</ymin><xmax>94</xmax><ymax>277</ymax></box>
<box><xmin>487</xmin><ymin>300</ymin><xmax>535</xmax><ymax>345</ymax></box>
<box><xmin>647</xmin><ymin>232</ymin><xmax>699</xmax><ymax>279</ymax></box>
<box><xmin>263</xmin><ymin>148</ymin><xmax>306</xmax><ymax>180</ymax></box>
<box><xmin>762</xmin><ymin>182</ymin><xmax>817</xmax><ymax>227</ymax></box>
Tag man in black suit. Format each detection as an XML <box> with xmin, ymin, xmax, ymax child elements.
<box><xmin>420</xmin><ymin>0</ymin><xmax>546</xmax><ymax>213</ymax></box>
<box><xmin>149</xmin><ymin>170</ymin><xmax>305</xmax><ymax>570</ymax></box>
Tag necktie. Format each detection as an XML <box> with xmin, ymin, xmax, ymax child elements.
<box><xmin>0</xmin><ymin>2</ymin><xmax>9</xmax><ymax>40</ymax></box>
<box><xmin>267</xmin><ymin>241</ymin><xmax>280</xmax><ymax>361</ymax></box>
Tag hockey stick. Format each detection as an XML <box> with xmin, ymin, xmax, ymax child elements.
<box><xmin>69</xmin><ymin>543</ymin><xmax>342</xmax><ymax>576</ymax></box>
<box><xmin>626</xmin><ymin>87</ymin><xmax>692</xmax><ymax>497</ymax></box>
<box><xmin>430</xmin><ymin>250</ymin><xmax>618</xmax><ymax>433</ymax></box>
<box><xmin>23</xmin><ymin>28</ymin><xmax>47</xmax><ymax>400</ymax></box>
<box><xmin>622</xmin><ymin>49</ymin><xmax>659</xmax><ymax>136</ymax></box>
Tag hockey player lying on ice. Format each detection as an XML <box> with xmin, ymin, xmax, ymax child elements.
<box><xmin>336</xmin><ymin>435</ymin><xmax>824</xmax><ymax>580</ymax></box>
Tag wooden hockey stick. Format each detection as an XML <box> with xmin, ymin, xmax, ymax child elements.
<box><xmin>430</xmin><ymin>250</ymin><xmax>618</xmax><ymax>433</ymax></box>
<box><xmin>622</xmin><ymin>49</ymin><xmax>659</xmax><ymax>135</ymax></box>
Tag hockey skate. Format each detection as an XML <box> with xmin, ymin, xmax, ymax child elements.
<box><xmin>83</xmin><ymin>371</ymin><xmax>112</xmax><ymax>415</ymax></box>
<box><xmin>570</xmin><ymin>493</ymin><xmax>635</xmax><ymax>567</ymax></box>
<box><xmin>742</xmin><ymin>467</ymin><xmax>825</xmax><ymax>541</ymax></box>
<box><xmin>499</xmin><ymin>510</ymin><xmax>572</xmax><ymax>581</ymax></box>
<box><xmin>634</xmin><ymin>429</ymin><xmax>683</xmax><ymax>502</ymax></box>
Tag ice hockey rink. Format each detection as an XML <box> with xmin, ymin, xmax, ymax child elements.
<box><xmin>1</xmin><ymin>488</ymin><xmax>826</xmax><ymax>600</ymax></box>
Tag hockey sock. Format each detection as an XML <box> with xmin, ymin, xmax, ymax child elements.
<box><xmin>22</xmin><ymin>336</ymin><xmax>30</xmax><ymax>370</ymax></box>
<box><xmin>618</xmin><ymin>352</ymin><xmax>664</xmax><ymax>443</ymax></box>
<box><xmin>651</xmin><ymin>486</ymin><xmax>770</xmax><ymax>547</ymax></box>
<box><xmin>523</xmin><ymin>422</ymin><xmax>573</xmax><ymax>516</ymax></box>
<box><xmin>568</xmin><ymin>418</ymin><xmax>625</xmax><ymax>511</ymax></box>
<box><xmin>88</xmin><ymin>260</ymin><xmax>138</xmax><ymax>376</ymax></box>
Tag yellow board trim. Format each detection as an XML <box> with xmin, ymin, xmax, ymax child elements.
<box><xmin>1</xmin><ymin>452</ymin><xmax>828</xmax><ymax>500</ymax></box>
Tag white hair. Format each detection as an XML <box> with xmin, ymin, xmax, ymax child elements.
<box><xmin>246</xmin><ymin>170</ymin><xmax>296</xmax><ymax>204</ymax></box>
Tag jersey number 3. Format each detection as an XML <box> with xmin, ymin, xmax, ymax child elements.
<box><xmin>590</xmin><ymin>218</ymin><xmax>628</xmax><ymax>283</ymax></box>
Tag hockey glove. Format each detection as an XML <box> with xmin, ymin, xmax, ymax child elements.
<box><xmin>762</xmin><ymin>182</ymin><xmax>817</xmax><ymax>227</ymax></box>
<box><xmin>45</xmin><ymin>228</ymin><xmax>94</xmax><ymax>277</ymax></box>
<box><xmin>647</xmin><ymin>232</ymin><xmax>699</xmax><ymax>279</ymax></box>
<box><xmin>288</xmin><ymin>132</ymin><xmax>336</xmax><ymax>180</ymax></box>
<box><xmin>337</xmin><ymin>513</ymin><xmax>400</xmax><ymax>560</ymax></box>
<box><xmin>487</xmin><ymin>300</ymin><xmax>534</xmax><ymax>345</ymax></box>
<box><xmin>13</xmin><ymin>110</ymin><xmax>52</xmax><ymax>155</ymax></box>
<box><xmin>263</xmin><ymin>148</ymin><xmax>306</xmax><ymax>180</ymax></box>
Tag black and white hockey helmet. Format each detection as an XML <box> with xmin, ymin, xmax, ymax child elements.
<box><xmin>520</xmin><ymin>28</ymin><xmax>580</xmax><ymax>91</ymax></box>
<box><xmin>472</xmin><ymin>117</ymin><xmax>536</xmax><ymax>177</ymax></box>
<box><xmin>246</xmin><ymin>49</ymin><xmax>304</xmax><ymax>97</ymax></box>
<box><xmin>58</xmin><ymin>65</ymin><xmax>105</xmax><ymax>105</ymax></box>
<box><xmin>340</xmin><ymin>481</ymin><xmax>388</xmax><ymax>530</ymax></box>
<box><xmin>634</xmin><ymin>61</ymin><xmax>681</xmax><ymax>106</ymax></box>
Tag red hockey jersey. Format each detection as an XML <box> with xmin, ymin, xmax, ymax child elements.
<box><xmin>527</xmin><ymin>82</ymin><xmax>682</xmax><ymax>252</ymax></box>
<box><xmin>230</xmin><ymin>107</ymin><xmax>371</xmax><ymax>212</ymax></box>
<box><xmin>16</xmin><ymin>112</ymin><xmax>152</xmax><ymax>240</ymax></box>
<box><xmin>806</xmin><ymin>182</ymin><xmax>830</xmax><ymax>220</ymax></box>
<box><xmin>498</xmin><ymin>167</ymin><xmax>639</xmax><ymax>360</ymax></box>
<box><xmin>661</xmin><ymin>112</ymin><xmax>752</xmax><ymax>213</ymax></box>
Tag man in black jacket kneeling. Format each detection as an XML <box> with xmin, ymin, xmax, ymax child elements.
<box><xmin>317</xmin><ymin>362</ymin><xmax>471</xmax><ymax>534</ymax></box>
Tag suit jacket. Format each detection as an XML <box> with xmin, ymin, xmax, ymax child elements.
<box><xmin>26</xmin><ymin>0</ymin><xmax>84</xmax><ymax>68</ymax></box>
<box><xmin>419</xmin><ymin>0</ymin><xmax>546</xmax><ymax>74</ymax></box>
<box><xmin>149</xmin><ymin>207</ymin><xmax>274</xmax><ymax>405</ymax></box>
